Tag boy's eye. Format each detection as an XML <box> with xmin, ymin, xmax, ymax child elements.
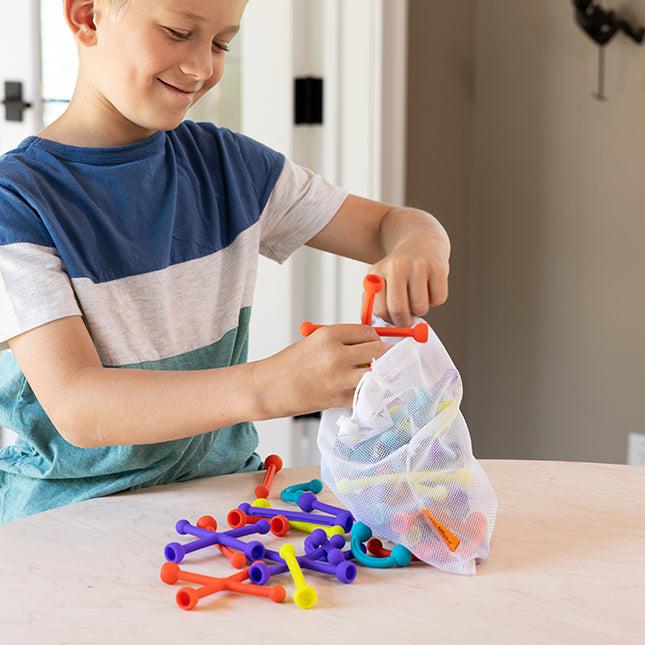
<box><xmin>164</xmin><ymin>27</ymin><xmax>190</xmax><ymax>40</ymax></box>
<box><xmin>163</xmin><ymin>27</ymin><xmax>230</xmax><ymax>53</ymax></box>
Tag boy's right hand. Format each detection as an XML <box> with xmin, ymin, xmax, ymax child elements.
<box><xmin>252</xmin><ymin>324</ymin><xmax>390</xmax><ymax>419</ymax></box>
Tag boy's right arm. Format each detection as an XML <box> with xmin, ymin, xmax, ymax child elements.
<box><xmin>7</xmin><ymin>316</ymin><xmax>388</xmax><ymax>449</ymax></box>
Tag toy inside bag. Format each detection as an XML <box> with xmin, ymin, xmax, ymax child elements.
<box><xmin>317</xmin><ymin>318</ymin><xmax>498</xmax><ymax>575</ymax></box>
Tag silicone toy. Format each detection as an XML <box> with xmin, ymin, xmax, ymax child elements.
<box><xmin>165</xmin><ymin>519</ymin><xmax>267</xmax><ymax>563</ymax></box>
<box><xmin>249</xmin><ymin>543</ymin><xmax>357</xmax><ymax>585</ymax></box>
<box><xmin>248</xmin><ymin>560</ymin><xmax>288</xmax><ymax>585</ymax></box>
<box><xmin>297</xmin><ymin>492</ymin><xmax>354</xmax><ymax>530</ymax></box>
<box><xmin>196</xmin><ymin>514</ymin><xmax>218</xmax><ymax>530</ymax></box>
<box><xmin>256</xmin><ymin>454</ymin><xmax>283</xmax><ymax>499</ymax></box>
<box><xmin>248</xmin><ymin>559</ymin><xmax>341</xmax><ymax>587</ymax></box>
<box><xmin>160</xmin><ymin>562</ymin><xmax>285</xmax><ymax>610</ymax></box>
<box><xmin>361</xmin><ymin>273</ymin><xmax>385</xmax><ymax>324</ymax></box>
<box><xmin>304</xmin><ymin>527</ymin><xmax>333</xmax><ymax>551</ymax></box>
<box><xmin>390</xmin><ymin>511</ymin><xmax>421</xmax><ymax>533</ymax></box>
<box><xmin>446</xmin><ymin>486</ymin><xmax>471</xmax><ymax>521</ymax></box>
<box><xmin>421</xmin><ymin>508</ymin><xmax>461</xmax><ymax>551</ymax></box>
<box><xmin>196</xmin><ymin>515</ymin><xmax>247</xmax><ymax>568</ymax></box>
<box><xmin>279</xmin><ymin>543</ymin><xmax>318</xmax><ymax>609</ymax></box>
<box><xmin>327</xmin><ymin>547</ymin><xmax>359</xmax><ymax>565</ymax></box>
<box><xmin>389</xmin><ymin>511</ymin><xmax>438</xmax><ymax>550</ymax></box>
<box><xmin>236</xmin><ymin>501</ymin><xmax>353</xmax><ymax>533</ymax></box>
<box><xmin>367</xmin><ymin>537</ymin><xmax>421</xmax><ymax>562</ymax></box>
<box><xmin>280</xmin><ymin>479</ymin><xmax>323</xmax><ymax>504</ymax></box>
<box><xmin>262</xmin><ymin>547</ymin><xmax>286</xmax><ymax>563</ymax></box>
<box><xmin>164</xmin><ymin>527</ymin><xmax>225</xmax><ymax>564</ymax></box>
<box><xmin>304</xmin><ymin>528</ymin><xmax>345</xmax><ymax>557</ymax></box>
<box><xmin>216</xmin><ymin>544</ymin><xmax>247</xmax><ymax>569</ymax></box>
<box><xmin>225</xmin><ymin>506</ymin><xmax>290</xmax><ymax>536</ymax></box>
<box><xmin>301</xmin><ymin>555</ymin><xmax>357</xmax><ymax>583</ymax></box>
<box><xmin>300</xmin><ymin>272</ymin><xmax>429</xmax><ymax>342</ymax></box>
<box><xmin>286</xmin><ymin>519</ymin><xmax>345</xmax><ymax>537</ymax></box>
<box><xmin>238</xmin><ymin>498</ymin><xmax>345</xmax><ymax>537</ymax></box>
<box><xmin>452</xmin><ymin>511</ymin><xmax>488</xmax><ymax>545</ymax></box>
<box><xmin>177</xmin><ymin>517</ymin><xmax>270</xmax><ymax>540</ymax></box>
<box><xmin>350</xmin><ymin>521</ymin><xmax>412</xmax><ymax>568</ymax></box>
<box><xmin>300</xmin><ymin>320</ymin><xmax>428</xmax><ymax>343</ymax></box>
<box><xmin>336</xmin><ymin>467</ymin><xmax>472</xmax><ymax>494</ymax></box>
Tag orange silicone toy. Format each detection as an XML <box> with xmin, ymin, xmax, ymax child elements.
<box><xmin>160</xmin><ymin>562</ymin><xmax>286</xmax><ymax>610</ymax></box>
<box><xmin>195</xmin><ymin>515</ymin><xmax>248</xmax><ymax>569</ymax></box>
<box><xmin>226</xmin><ymin>508</ymin><xmax>290</xmax><ymax>537</ymax></box>
<box><xmin>255</xmin><ymin>454</ymin><xmax>283</xmax><ymax>499</ymax></box>
<box><xmin>361</xmin><ymin>273</ymin><xmax>385</xmax><ymax>324</ymax></box>
<box><xmin>300</xmin><ymin>273</ymin><xmax>429</xmax><ymax>343</ymax></box>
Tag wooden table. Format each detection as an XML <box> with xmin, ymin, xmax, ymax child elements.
<box><xmin>1</xmin><ymin>460</ymin><xmax>644</xmax><ymax>643</ymax></box>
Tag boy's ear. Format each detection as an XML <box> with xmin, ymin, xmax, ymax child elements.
<box><xmin>65</xmin><ymin>0</ymin><xmax>99</xmax><ymax>46</ymax></box>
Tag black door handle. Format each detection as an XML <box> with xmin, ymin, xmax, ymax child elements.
<box><xmin>1</xmin><ymin>81</ymin><xmax>33</xmax><ymax>122</ymax></box>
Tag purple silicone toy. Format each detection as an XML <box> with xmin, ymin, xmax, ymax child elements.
<box><xmin>249</xmin><ymin>544</ymin><xmax>357</xmax><ymax>585</ymax></box>
<box><xmin>167</xmin><ymin>518</ymin><xmax>268</xmax><ymax>562</ymax></box>
<box><xmin>298</xmin><ymin>492</ymin><xmax>355</xmax><ymax>530</ymax></box>
<box><xmin>238</xmin><ymin>502</ymin><xmax>353</xmax><ymax>532</ymax></box>
<box><xmin>304</xmin><ymin>528</ymin><xmax>346</xmax><ymax>558</ymax></box>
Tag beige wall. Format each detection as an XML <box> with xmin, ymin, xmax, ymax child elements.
<box><xmin>406</xmin><ymin>0</ymin><xmax>475</xmax><ymax>384</ymax></box>
<box><xmin>408</xmin><ymin>0</ymin><xmax>645</xmax><ymax>462</ymax></box>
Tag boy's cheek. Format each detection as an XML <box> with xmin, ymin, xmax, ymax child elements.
<box><xmin>199</xmin><ymin>70</ymin><xmax>225</xmax><ymax>97</ymax></box>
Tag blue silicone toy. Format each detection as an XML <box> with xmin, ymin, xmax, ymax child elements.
<box><xmin>350</xmin><ymin>522</ymin><xmax>412</xmax><ymax>568</ymax></box>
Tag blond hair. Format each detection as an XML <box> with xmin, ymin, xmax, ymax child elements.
<box><xmin>96</xmin><ymin>0</ymin><xmax>132</xmax><ymax>20</ymax></box>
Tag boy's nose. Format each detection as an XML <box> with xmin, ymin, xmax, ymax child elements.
<box><xmin>180</xmin><ymin>44</ymin><xmax>215</xmax><ymax>81</ymax></box>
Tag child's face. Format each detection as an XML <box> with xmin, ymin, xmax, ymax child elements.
<box><xmin>85</xmin><ymin>0</ymin><xmax>245</xmax><ymax>134</ymax></box>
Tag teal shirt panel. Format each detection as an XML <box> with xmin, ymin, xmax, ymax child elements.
<box><xmin>0</xmin><ymin>307</ymin><xmax>261</xmax><ymax>524</ymax></box>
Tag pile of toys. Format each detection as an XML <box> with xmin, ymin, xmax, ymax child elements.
<box><xmin>159</xmin><ymin>457</ymin><xmax>420</xmax><ymax>611</ymax></box>
<box><xmin>160</xmin><ymin>271</ymin><xmax>497</xmax><ymax>604</ymax></box>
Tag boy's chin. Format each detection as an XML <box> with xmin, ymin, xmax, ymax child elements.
<box><xmin>137</xmin><ymin>113</ymin><xmax>186</xmax><ymax>133</ymax></box>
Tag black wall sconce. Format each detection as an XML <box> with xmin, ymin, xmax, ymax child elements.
<box><xmin>572</xmin><ymin>1</ymin><xmax>644</xmax><ymax>100</ymax></box>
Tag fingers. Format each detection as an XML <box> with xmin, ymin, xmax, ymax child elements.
<box><xmin>385</xmin><ymin>271</ymin><xmax>411</xmax><ymax>327</ymax></box>
<box><xmin>348</xmin><ymin>366</ymin><xmax>371</xmax><ymax>389</ymax></box>
<box><xmin>368</xmin><ymin>265</ymin><xmax>449</xmax><ymax>324</ymax></box>
<box><xmin>339</xmin><ymin>366</ymin><xmax>372</xmax><ymax>405</ymax></box>
<box><xmin>319</xmin><ymin>323</ymin><xmax>380</xmax><ymax>345</ymax></box>
<box><xmin>408</xmin><ymin>263</ymin><xmax>430</xmax><ymax>318</ymax></box>
<box><xmin>428</xmin><ymin>263</ymin><xmax>449</xmax><ymax>306</ymax></box>
<box><xmin>344</xmin><ymin>339</ymin><xmax>390</xmax><ymax>367</ymax></box>
<box><xmin>372</xmin><ymin>288</ymin><xmax>387</xmax><ymax>322</ymax></box>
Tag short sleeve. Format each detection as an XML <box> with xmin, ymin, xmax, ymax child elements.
<box><xmin>0</xmin><ymin>186</ymin><xmax>82</xmax><ymax>351</ymax></box>
<box><xmin>258</xmin><ymin>158</ymin><xmax>349</xmax><ymax>264</ymax></box>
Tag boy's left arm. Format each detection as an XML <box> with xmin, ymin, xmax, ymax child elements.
<box><xmin>306</xmin><ymin>194</ymin><xmax>450</xmax><ymax>327</ymax></box>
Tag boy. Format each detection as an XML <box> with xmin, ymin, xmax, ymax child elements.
<box><xmin>0</xmin><ymin>0</ymin><xmax>450</xmax><ymax>523</ymax></box>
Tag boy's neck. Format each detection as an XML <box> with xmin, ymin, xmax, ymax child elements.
<box><xmin>37</xmin><ymin>95</ymin><xmax>161</xmax><ymax>148</ymax></box>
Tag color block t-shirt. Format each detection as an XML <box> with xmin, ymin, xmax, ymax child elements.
<box><xmin>0</xmin><ymin>120</ymin><xmax>348</xmax><ymax>523</ymax></box>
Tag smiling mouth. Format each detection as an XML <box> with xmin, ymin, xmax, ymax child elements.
<box><xmin>158</xmin><ymin>79</ymin><xmax>197</xmax><ymax>96</ymax></box>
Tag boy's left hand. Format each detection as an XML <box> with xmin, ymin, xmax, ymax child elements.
<box><xmin>306</xmin><ymin>195</ymin><xmax>450</xmax><ymax>326</ymax></box>
<box><xmin>370</xmin><ymin>232</ymin><xmax>450</xmax><ymax>328</ymax></box>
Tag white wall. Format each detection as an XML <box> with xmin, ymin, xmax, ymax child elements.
<box><xmin>407</xmin><ymin>0</ymin><xmax>645</xmax><ymax>463</ymax></box>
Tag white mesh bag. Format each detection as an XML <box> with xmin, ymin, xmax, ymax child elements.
<box><xmin>318</xmin><ymin>318</ymin><xmax>497</xmax><ymax>575</ymax></box>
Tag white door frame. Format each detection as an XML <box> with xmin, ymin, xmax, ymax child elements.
<box><xmin>0</xmin><ymin>0</ymin><xmax>42</xmax><ymax>153</ymax></box>
<box><xmin>241</xmin><ymin>0</ymin><xmax>298</xmax><ymax>464</ymax></box>
<box><xmin>0</xmin><ymin>0</ymin><xmax>42</xmax><ymax>448</ymax></box>
<box><xmin>242</xmin><ymin>0</ymin><xmax>408</xmax><ymax>465</ymax></box>
<box><xmin>327</xmin><ymin>0</ymin><xmax>409</xmax><ymax>323</ymax></box>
